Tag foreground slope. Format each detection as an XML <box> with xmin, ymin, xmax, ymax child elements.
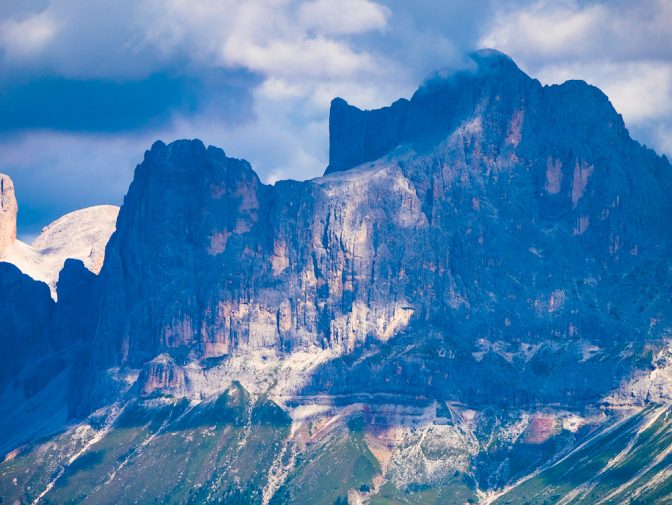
<box><xmin>494</xmin><ymin>405</ymin><xmax>672</xmax><ymax>504</ymax></box>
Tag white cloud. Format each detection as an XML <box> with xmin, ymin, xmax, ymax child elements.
<box><xmin>223</xmin><ymin>36</ymin><xmax>374</xmax><ymax>79</ymax></box>
<box><xmin>480</xmin><ymin>0</ymin><xmax>672</xmax><ymax>154</ymax></box>
<box><xmin>140</xmin><ymin>0</ymin><xmax>393</xmax><ymax>87</ymax></box>
<box><xmin>534</xmin><ymin>61</ymin><xmax>672</xmax><ymax>124</ymax></box>
<box><xmin>0</xmin><ymin>0</ymin><xmax>392</xmax><ymax>82</ymax></box>
<box><xmin>298</xmin><ymin>0</ymin><xmax>390</xmax><ymax>35</ymax></box>
<box><xmin>482</xmin><ymin>0</ymin><xmax>672</xmax><ymax>62</ymax></box>
<box><xmin>0</xmin><ymin>11</ymin><xmax>56</xmax><ymax>60</ymax></box>
<box><xmin>481</xmin><ymin>1</ymin><xmax>607</xmax><ymax>60</ymax></box>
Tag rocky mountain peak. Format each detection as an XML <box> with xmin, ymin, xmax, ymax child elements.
<box><xmin>468</xmin><ymin>47</ymin><xmax>517</xmax><ymax>68</ymax></box>
<box><xmin>418</xmin><ymin>48</ymin><xmax>524</xmax><ymax>91</ymax></box>
<box><xmin>325</xmin><ymin>49</ymin><xmax>628</xmax><ymax>176</ymax></box>
<box><xmin>0</xmin><ymin>173</ymin><xmax>18</xmax><ymax>253</ymax></box>
<box><xmin>3</xmin><ymin>49</ymin><xmax>672</xmax><ymax>505</ymax></box>
<box><xmin>325</xmin><ymin>49</ymin><xmax>531</xmax><ymax>175</ymax></box>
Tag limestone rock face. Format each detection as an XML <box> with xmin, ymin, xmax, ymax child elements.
<box><xmin>75</xmin><ymin>50</ymin><xmax>672</xmax><ymax>414</ymax></box>
<box><xmin>0</xmin><ymin>174</ymin><xmax>17</xmax><ymax>253</ymax></box>
<box><xmin>3</xmin><ymin>50</ymin><xmax>672</xmax><ymax>502</ymax></box>
<box><xmin>3</xmin><ymin>49</ymin><xmax>672</xmax><ymax>423</ymax></box>
<box><xmin>137</xmin><ymin>354</ymin><xmax>188</xmax><ymax>397</ymax></box>
<box><xmin>92</xmin><ymin>140</ymin><xmax>269</xmax><ymax>367</ymax></box>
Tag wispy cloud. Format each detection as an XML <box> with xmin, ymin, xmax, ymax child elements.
<box><xmin>0</xmin><ymin>0</ymin><xmax>670</xmax><ymax>235</ymax></box>
<box><xmin>480</xmin><ymin>0</ymin><xmax>672</xmax><ymax>147</ymax></box>
<box><xmin>481</xmin><ymin>0</ymin><xmax>672</xmax><ymax>62</ymax></box>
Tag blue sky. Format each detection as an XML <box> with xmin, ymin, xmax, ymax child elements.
<box><xmin>1</xmin><ymin>0</ymin><xmax>671</xmax><ymax>238</ymax></box>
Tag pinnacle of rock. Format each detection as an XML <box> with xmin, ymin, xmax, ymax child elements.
<box><xmin>0</xmin><ymin>173</ymin><xmax>18</xmax><ymax>254</ymax></box>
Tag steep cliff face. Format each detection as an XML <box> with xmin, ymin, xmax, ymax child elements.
<box><xmin>0</xmin><ymin>263</ymin><xmax>54</xmax><ymax>390</ymax></box>
<box><xmin>309</xmin><ymin>50</ymin><xmax>672</xmax><ymax>407</ymax></box>
<box><xmin>92</xmin><ymin>140</ymin><xmax>270</xmax><ymax>367</ymax></box>
<box><xmin>79</xmin><ymin>49</ymin><xmax>672</xmax><ymax>412</ymax></box>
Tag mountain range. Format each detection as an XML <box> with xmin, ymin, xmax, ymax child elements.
<box><xmin>1</xmin><ymin>49</ymin><xmax>672</xmax><ymax>504</ymax></box>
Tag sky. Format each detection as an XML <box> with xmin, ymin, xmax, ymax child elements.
<box><xmin>1</xmin><ymin>0</ymin><xmax>671</xmax><ymax>239</ymax></box>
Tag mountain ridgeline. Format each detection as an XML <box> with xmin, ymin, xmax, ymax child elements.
<box><xmin>2</xmin><ymin>49</ymin><xmax>672</xmax><ymax>504</ymax></box>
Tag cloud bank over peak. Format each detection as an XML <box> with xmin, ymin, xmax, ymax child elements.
<box><xmin>480</xmin><ymin>0</ymin><xmax>672</xmax><ymax>152</ymax></box>
<box><xmin>0</xmin><ymin>0</ymin><xmax>670</xmax><ymax>236</ymax></box>
<box><xmin>481</xmin><ymin>0</ymin><xmax>672</xmax><ymax>64</ymax></box>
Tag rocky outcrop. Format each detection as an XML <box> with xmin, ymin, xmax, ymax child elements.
<box><xmin>137</xmin><ymin>354</ymin><xmax>188</xmax><ymax>397</ymax></box>
<box><xmin>0</xmin><ymin>174</ymin><xmax>17</xmax><ymax>253</ymax></box>
<box><xmin>53</xmin><ymin>259</ymin><xmax>97</xmax><ymax>349</ymax></box>
<box><xmin>90</xmin><ymin>140</ymin><xmax>269</xmax><ymax>368</ymax></box>
<box><xmin>325</xmin><ymin>96</ymin><xmax>411</xmax><ymax>174</ymax></box>
<box><xmin>325</xmin><ymin>49</ymin><xmax>532</xmax><ymax>174</ymax></box>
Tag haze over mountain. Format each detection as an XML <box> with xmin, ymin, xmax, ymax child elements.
<box><xmin>1</xmin><ymin>49</ymin><xmax>672</xmax><ymax>504</ymax></box>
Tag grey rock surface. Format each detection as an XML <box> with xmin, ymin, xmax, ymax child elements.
<box><xmin>70</xmin><ymin>50</ymin><xmax>672</xmax><ymax>413</ymax></box>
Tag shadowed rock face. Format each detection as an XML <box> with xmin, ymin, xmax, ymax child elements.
<box><xmin>326</xmin><ymin>49</ymin><xmax>531</xmax><ymax>175</ymax></box>
<box><xmin>74</xmin><ymin>49</ymin><xmax>672</xmax><ymax>412</ymax></box>
<box><xmin>0</xmin><ymin>263</ymin><xmax>54</xmax><ymax>390</ymax></box>
<box><xmin>0</xmin><ymin>257</ymin><xmax>103</xmax><ymax>408</ymax></box>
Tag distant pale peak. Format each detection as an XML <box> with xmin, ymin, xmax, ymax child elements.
<box><xmin>0</xmin><ymin>173</ymin><xmax>119</xmax><ymax>298</ymax></box>
<box><xmin>0</xmin><ymin>173</ymin><xmax>18</xmax><ymax>254</ymax></box>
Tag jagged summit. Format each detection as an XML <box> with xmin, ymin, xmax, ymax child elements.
<box><xmin>325</xmin><ymin>49</ymin><xmax>531</xmax><ymax>175</ymax></box>
<box><xmin>325</xmin><ymin>49</ymin><xmax>626</xmax><ymax>175</ymax></box>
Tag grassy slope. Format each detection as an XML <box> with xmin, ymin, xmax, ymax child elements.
<box><xmin>370</xmin><ymin>476</ymin><xmax>476</xmax><ymax>505</ymax></box>
<box><xmin>6</xmin><ymin>398</ymin><xmax>672</xmax><ymax>504</ymax></box>
<box><xmin>1</xmin><ymin>383</ymin><xmax>291</xmax><ymax>505</ymax></box>
<box><xmin>270</xmin><ymin>414</ymin><xmax>381</xmax><ymax>505</ymax></box>
<box><xmin>495</xmin><ymin>405</ymin><xmax>672</xmax><ymax>505</ymax></box>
